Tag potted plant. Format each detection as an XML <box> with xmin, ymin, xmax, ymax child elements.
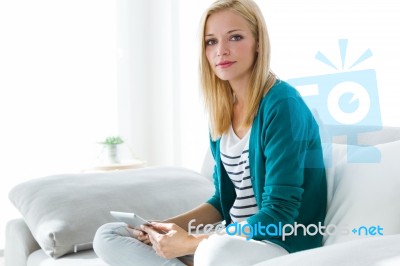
<box><xmin>99</xmin><ymin>136</ymin><xmax>124</xmax><ymax>164</ymax></box>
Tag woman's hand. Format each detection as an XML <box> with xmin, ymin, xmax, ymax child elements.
<box><xmin>140</xmin><ymin>222</ymin><xmax>200</xmax><ymax>259</ymax></box>
<box><xmin>128</xmin><ymin>219</ymin><xmax>162</xmax><ymax>245</ymax></box>
<box><xmin>128</xmin><ymin>226</ymin><xmax>151</xmax><ymax>245</ymax></box>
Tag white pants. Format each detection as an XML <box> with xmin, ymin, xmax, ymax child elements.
<box><xmin>93</xmin><ymin>222</ymin><xmax>288</xmax><ymax>266</ymax></box>
<box><xmin>194</xmin><ymin>234</ymin><xmax>288</xmax><ymax>266</ymax></box>
<box><xmin>93</xmin><ymin>222</ymin><xmax>189</xmax><ymax>266</ymax></box>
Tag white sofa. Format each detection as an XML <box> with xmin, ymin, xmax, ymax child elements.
<box><xmin>5</xmin><ymin>126</ymin><xmax>400</xmax><ymax>266</ymax></box>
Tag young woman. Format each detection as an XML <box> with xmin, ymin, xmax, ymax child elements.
<box><xmin>93</xmin><ymin>0</ymin><xmax>327</xmax><ymax>265</ymax></box>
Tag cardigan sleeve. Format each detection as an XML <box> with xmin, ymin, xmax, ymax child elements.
<box><xmin>205</xmin><ymin>138</ymin><xmax>224</xmax><ymax>216</ymax></box>
<box><xmin>246</xmin><ymin>96</ymin><xmax>313</xmax><ymax>234</ymax></box>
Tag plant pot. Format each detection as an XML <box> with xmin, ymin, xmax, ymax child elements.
<box><xmin>105</xmin><ymin>144</ymin><xmax>121</xmax><ymax>164</ymax></box>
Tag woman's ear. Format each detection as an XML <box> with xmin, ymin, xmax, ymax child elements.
<box><xmin>256</xmin><ymin>42</ymin><xmax>259</xmax><ymax>52</ymax></box>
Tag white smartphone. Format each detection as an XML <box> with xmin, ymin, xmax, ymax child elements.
<box><xmin>110</xmin><ymin>211</ymin><xmax>150</xmax><ymax>229</ymax></box>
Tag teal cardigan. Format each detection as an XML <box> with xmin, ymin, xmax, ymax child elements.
<box><xmin>206</xmin><ymin>80</ymin><xmax>327</xmax><ymax>253</ymax></box>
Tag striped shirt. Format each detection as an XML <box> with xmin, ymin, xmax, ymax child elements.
<box><xmin>220</xmin><ymin>125</ymin><xmax>258</xmax><ymax>223</ymax></box>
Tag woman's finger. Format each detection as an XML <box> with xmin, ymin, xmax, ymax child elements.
<box><xmin>131</xmin><ymin>229</ymin><xmax>142</xmax><ymax>238</ymax></box>
<box><xmin>135</xmin><ymin>231</ymin><xmax>153</xmax><ymax>245</ymax></box>
<box><xmin>137</xmin><ymin>233</ymin><xmax>148</xmax><ymax>241</ymax></box>
<box><xmin>143</xmin><ymin>237</ymin><xmax>152</xmax><ymax>245</ymax></box>
<box><xmin>147</xmin><ymin>234</ymin><xmax>159</xmax><ymax>250</ymax></box>
<box><xmin>126</xmin><ymin>226</ymin><xmax>154</xmax><ymax>246</ymax></box>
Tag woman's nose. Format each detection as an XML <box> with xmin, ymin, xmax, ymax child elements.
<box><xmin>217</xmin><ymin>42</ymin><xmax>229</xmax><ymax>56</ymax></box>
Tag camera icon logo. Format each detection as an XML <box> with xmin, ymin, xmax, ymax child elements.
<box><xmin>328</xmin><ymin>80</ymin><xmax>370</xmax><ymax>125</ymax></box>
<box><xmin>287</xmin><ymin>39</ymin><xmax>382</xmax><ymax>164</ymax></box>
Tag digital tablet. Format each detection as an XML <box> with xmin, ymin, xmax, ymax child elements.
<box><xmin>110</xmin><ymin>211</ymin><xmax>150</xmax><ymax>229</ymax></box>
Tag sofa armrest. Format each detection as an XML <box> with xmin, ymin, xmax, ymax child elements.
<box><xmin>5</xmin><ymin>218</ymin><xmax>41</xmax><ymax>266</ymax></box>
<box><xmin>253</xmin><ymin>234</ymin><xmax>400</xmax><ymax>266</ymax></box>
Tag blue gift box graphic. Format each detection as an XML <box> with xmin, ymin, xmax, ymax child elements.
<box><xmin>287</xmin><ymin>39</ymin><xmax>382</xmax><ymax>164</ymax></box>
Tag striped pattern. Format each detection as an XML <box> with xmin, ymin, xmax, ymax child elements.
<box><xmin>220</xmin><ymin>126</ymin><xmax>258</xmax><ymax>223</ymax></box>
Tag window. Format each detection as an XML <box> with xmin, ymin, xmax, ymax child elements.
<box><xmin>0</xmin><ymin>0</ymin><xmax>118</xmax><ymax>249</ymax></box>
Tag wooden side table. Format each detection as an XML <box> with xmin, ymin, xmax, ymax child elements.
<box><xmin>83</xmin><ymin>159</ymin><xmax>147</xmax><ymax>172</ymax></box>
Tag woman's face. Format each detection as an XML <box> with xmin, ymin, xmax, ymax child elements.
<box><xmin>205</xmin><ymin>9</ymin><xmax>257</xmax><ymax>85</ymax></box>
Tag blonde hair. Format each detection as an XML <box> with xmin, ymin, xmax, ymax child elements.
<box><xmin>199</xmin><ymin>0</ymin><xmax>276</xmax><ymax>140</ymax></box>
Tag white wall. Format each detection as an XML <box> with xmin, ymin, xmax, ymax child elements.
<box><xmin>259</xmin><ymin>0</ymin><xmax>400</xmax><ymax>126</ymax></box>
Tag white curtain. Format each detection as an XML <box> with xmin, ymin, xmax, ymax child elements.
<box><xmin>0</xmin><ymin>0</ymin><xmax>118</xmax><ymax>249</ymax></box>
<box><xmin>115</xmin><ymin>0</ymin><xmax>213</xmax><ymax>171</ymax></box>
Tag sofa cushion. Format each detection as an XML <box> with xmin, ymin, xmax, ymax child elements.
<box><xmin>323</xmin><ymin>140</ymin><xmax>400</xmax><ymax>245</ymax></box>
<box><xmin>9</xmin><ymin>166</ymin><xmax>214</xmax><ymax>259</ymax></box>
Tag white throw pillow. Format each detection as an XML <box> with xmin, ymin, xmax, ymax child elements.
<box><xmin>8</xmin><ymin>166</ymin><xmax>214</xmax><ymax>258</ymax></box>
<box><xmin>323</xmin><ymin>140</ymin><xmax>400</xmax><ymax>245</ymax></box>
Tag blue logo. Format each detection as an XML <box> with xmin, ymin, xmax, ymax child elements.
<box><xmin>287</xmin><ymin>39</ymin><xmax>382</xmax><ymax>165</ymax></box>
<box><xmin>352</xmin><ymin>225</ymin><xmax>384</xmax><ymax>236</ymax></box>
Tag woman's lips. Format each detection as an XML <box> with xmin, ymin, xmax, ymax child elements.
<box><xmin>217</xmin><ymin>61</ymin><xmax>235</xmax><ymax>69</ymax></box>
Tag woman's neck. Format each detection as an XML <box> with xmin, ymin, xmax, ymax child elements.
<box><xmin>230</xmin><ymin>79</ymin><xmax>249</xmax><ymax>106</ymax></box>
<box><xmin>232</xmin><ymin>98</ymin><xmax>250</xmax><ymax>139</ymax></box>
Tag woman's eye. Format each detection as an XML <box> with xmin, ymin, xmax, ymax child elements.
<box><xmin>230</xmin><ymin>35</ymin><xmax>243</xmax><ymax>41</ymax></box>
<box><xmin>205</xmin><ymin>39</ymin><xmax>217</xmax><ymax>46</ymax></box>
